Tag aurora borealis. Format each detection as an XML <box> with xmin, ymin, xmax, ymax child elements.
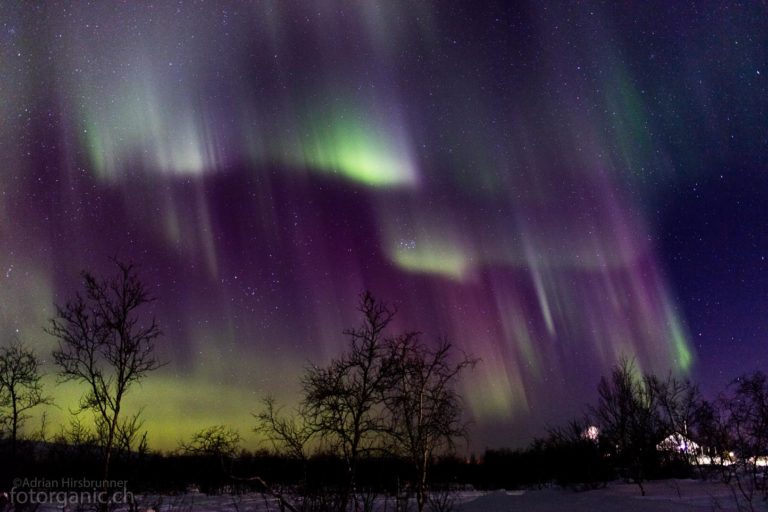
<box><xmin>1</xmin><ymin>1</ymin><xmax>766</xmax><ymax>450</ymax></box>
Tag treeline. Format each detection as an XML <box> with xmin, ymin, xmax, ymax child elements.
<box><xmin>2</xmin><ymin>261</ymin><xmax>767</xmax><ymax>511</ymax></box>
<box><xmin>483</xmin><ymin>358</ymin><xmax>768</xmax><ymax>509</ymax></box>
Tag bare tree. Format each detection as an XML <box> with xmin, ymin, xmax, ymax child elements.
<box><xmin>0</xmin><ymin>340</ymin><xmax>52</xmax><ymax>459</ymax></box>
<box><xmin>648</xmin><ymin>374</ymin><xmax>701</xmax><ymax>442</ymax></box>
<box><xmin>108</xmin><ymin>409</ymin><xmax>148</xmax><ymax>460</ymax></box>
<box><xmin>54</xmin><ymin>415</ymin><xmax>99</xmax><ymax>449</ymax></box>
<box><xmin>254</xmin><ymin>396</ymin><xmax>313</xmax><ymax>461</ymax></box>
<box><xmin>256</xmin><ymin>291</ymin><xmax>476</xmax><ymax>512</ymax></box>
<box><xmin>179</xmin><ymin>424</ymin><xmax>243</xmax><ymax>458</ymax></box>
<box><xmin>48</xmin><ymin>259</ymin><xmax>163</xmax><ymax>481</ymax></box>
<box><xmin>383</xmin><ymin>336</ymin><xmax>475</xmax><ymax>512</ymax></box>
<box><xmin>691</xmin><ymin>399</ymin><xmax>732</xmax><ymax>476</ymax></box>
<box><xmin>591</xmin><ymin>357</ymin><xmax>665</xmax><ymax>495</ymax></box>
<box><xmin>179</xmin><ymin>425</ymin><xmax>243</xmax><ymax>495</ymax></box>
<box><xmin>301</xmin><ymin>291</ymin><xmax>394</xmax><ymax>510</ymax></box>
<box><xmin>47</xmin><ymin>415</ymin><xmax>103</xmax><ymax>475</ymax></box>
<box><xmin>720</xmin><ymin>372</ymin><xmax>768</xmax><ymax>508</ymax></box>
<box><xmin>647</xmin><ymin>373</ymin><xmax>702</xmax><ymax>470</ymax></box>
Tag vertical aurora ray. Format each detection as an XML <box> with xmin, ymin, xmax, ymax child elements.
<box><xmin>78</xmin><ymin>74</ymin><xmax>231</xmax><ymax>179</ymax></box>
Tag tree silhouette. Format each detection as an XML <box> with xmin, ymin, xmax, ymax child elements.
<box><xmin>647</xmin><ymin>373</ymin><xmax>702</xmax><ymax>468</ymax></box>
<box><xmin>383</xmin><ymin>336</ymin><xmax>475</xmax><ymax>512</ymax></box>
<box><xmin>720</xmin><ymin>371</ymin><xmax>768</xmax><ymax>505</ymax></box>
<box><xmin>0</xmin><ymin>340</ymin><xmax>52</xmax><ymax>460</ymax></box>
<box><xmin>295</xmin><ymin>291</ymin><xmax>476</xmax><ymax>511</ymax></box>
<box><xmin>301</xmin><ymin>291</ymin><xmax>393</xmax><ymax>510</ymax></box>
<box><xmin>591</xmin><ymin>357</ymin><xmax>664</xmax><ymax>495</ymax></box>
<box><xmin>180</xmin><ymin>424</ymin><xmax>242</xmax><ymax>458</ymax></box>
<box><xmin>48</xmin><ymin>259</ymin><xmax>163</xmax><ymax>482</ymax></box>
<box><xmin>254</xmin><ymin>396</ymin><xmax>313</xmax><ymax>462</ymax></box>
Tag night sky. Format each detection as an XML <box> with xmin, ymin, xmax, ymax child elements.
<box><xmin>1</xmin><ymin>1</ymin><xmax>766</xmax><ymax>451</ymax></box>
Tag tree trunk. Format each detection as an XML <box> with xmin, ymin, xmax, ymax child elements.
<box><xmin>345</xmin><ymin>459</ymin><xmax>357</xmax><ymax>512</ymax></box>
<box><xmin>99</xmin><ymin>425</ymin><xmax>115</xmax><ymax>512</ymax></box>
<box><xmin>99</xmin><ymin>407</ymin><xmax>120</xmax><ymax>512</ymax></box>
<box><xmin>104</xmin><ymin>411</ymin><xmax>119</xmax><ymax>481</ymax></box>
<box><xmin>416</xmin><ymin>455</ymin><xmax>428</xmax><ymax>512</ymax></box>
<box><xmin>11</xmin><ymin>392</ymin><xmax>18</xmax><ymax>461</ymax></box>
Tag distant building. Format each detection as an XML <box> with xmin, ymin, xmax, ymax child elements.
<box><xmin>656</xmin><ymin>433</ymin><xmax>699</xmax><ymax>455</ymax></box>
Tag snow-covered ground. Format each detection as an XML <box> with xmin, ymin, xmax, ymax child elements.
<box><xmin>23</xmin><ymin>479</ymin><xmax>759</xmax><ymax>512</ymax></box>
<box><xmin>459</xmin><ymin>480</ymin><xmax>749</xmax><ymax>512</ymax></box>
